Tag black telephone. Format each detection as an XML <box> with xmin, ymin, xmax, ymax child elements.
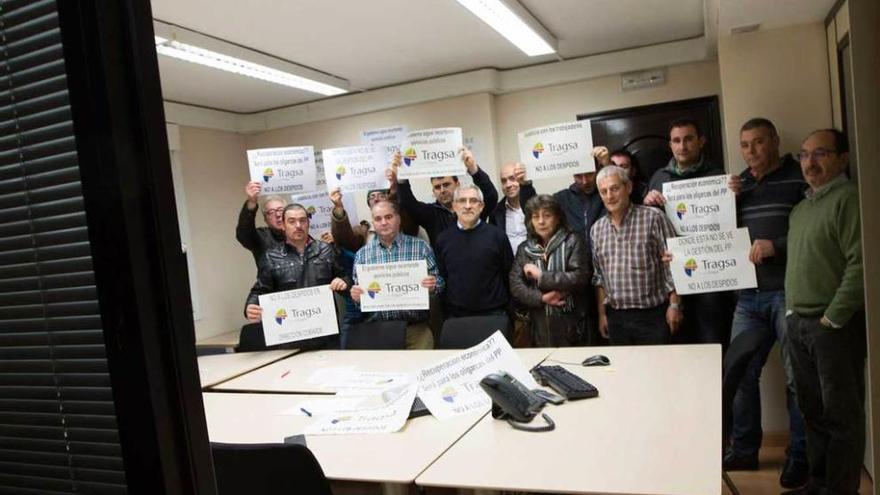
<box><xmin>479</xmin><ymin>372</ymin><xmax>555</xmax><ymax>432</ymax></box>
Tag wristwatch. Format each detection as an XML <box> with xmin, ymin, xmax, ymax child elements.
<box><xmin>669</xmin><ymin>302</ymin><xmax>682</xmax><ymax>311</ymax></box>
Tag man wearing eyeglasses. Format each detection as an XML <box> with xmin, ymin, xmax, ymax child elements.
<box><xmin>722</xmin><ymin>118</ymin><xmax>808</xmax><ymax>488</ymax></box>
<box><xmin>784</xmin><ymin>129</ymin><xmax>864</xmax><ymax>495</ymax></box>
<box><xmin>236</xmin><ymin>181</ymin><xmax>287</xmax><ymax>265</ymax></box>
<box><xmin>434</xmin><ymin>185</ymin><xmax>513</xmax><ymax>318</ymax></box>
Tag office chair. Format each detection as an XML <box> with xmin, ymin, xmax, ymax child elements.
<box><xmin>720</xmin><ymin>328</ymin><xmax>768</xmax><ymax>495</ymax></box>
<box><xmin>211</xmin><ymin>442</ymin><xmax>333</xmax><ymax>495</ymax></box>
<box><xmin>344</xmin><ymin>320</ymin><xmax>407</xmax><ymax>349</ymax></box>
<box><xmin>237</xmin><ymin>322</ymin><xmax>339</xmax><ymax>353</ymax></box>
<box><xmin>437</xmin><ymin>314</ymin><xmax>510</xmax><ymax>349</ymax></box>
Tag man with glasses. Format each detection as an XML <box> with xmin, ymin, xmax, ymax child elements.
<box><xmin>236</xmin><ymin>180</ymin><xmax>287</xmax><ymax>265</ymax></box>
<box><xmin>244</xmin><ymin>203</ymin><xmax>351</xmax><ymax>350</ymax></box>
<box><xmin>784</xmin><ymin>129</ymin><xmax>864</xmax><ymax>495</ymax></box>
<box><xmin>722</xmin><ymin>118</ymin><xmax>808</xmax><ymax>488</ymax></box>
<box><xmin>435</xmin><ymin>185</ymin><xmax>513</xmax><ymax>318</ymax></box>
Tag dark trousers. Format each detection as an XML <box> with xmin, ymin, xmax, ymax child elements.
<box><xmin>606</xmin><ymin>305</ymin><xmax>670</xmax><ymax>345</ymax></box>
<box><xmin>785</xmin><ymin>312</ymin><xmax>866</xmax><ymax>495</ymax></box>
<box><xmin>678</xmin><ymin>290</ymin><xmax>736</xmax><ymax>347</ymax></box>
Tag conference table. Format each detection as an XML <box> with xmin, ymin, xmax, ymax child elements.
<box><xmin>202</xmin><ymin>345</ymin><xmax>721</xmax><ymax>495</ymax></box>
<box><xmin>197</xmin><ymin>349</ymin><xmax>298</xmax><ymax>388</ymax></box>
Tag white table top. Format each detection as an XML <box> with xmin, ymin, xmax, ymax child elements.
<box><xmin>416</xmin><ymin>344</ymin><xmax>722</xmax><ymax>495</ymax></box>
<box><xmin>212</xmin><ymin>348</ymin><xmax>554</xmax><ymax>394</ymax></box>
<box><xmin>203</xmin><ymin>392</ymin><xmax>485</xmax><ymax>484</ymax></box>
<box><xmin>198</xmin><ymin>350</ymin><xmax>298</xmax><ymax>388</ymax></box>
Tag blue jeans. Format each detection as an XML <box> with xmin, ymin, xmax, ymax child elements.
<box><xmin>729</xmin><ymin>289</ymin><xmax>806</xmax><ymax>461</ymax></box>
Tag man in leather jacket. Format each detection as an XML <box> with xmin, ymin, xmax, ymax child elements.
<box><xmin>236</xmin><ymin>180</ymin><xmax>286</xmax><ymax>265</ymax></box>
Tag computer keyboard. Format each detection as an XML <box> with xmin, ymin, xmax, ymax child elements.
<box><xmin>531</xmin><ymin>365</ymin><xmax>599</xmax><ymax>400</ymax></box>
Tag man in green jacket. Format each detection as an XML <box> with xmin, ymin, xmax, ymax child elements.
<box><xmin>785</xmin><ymin>129</ymin><xmax>864</xmax><ymax>495</ymax></box>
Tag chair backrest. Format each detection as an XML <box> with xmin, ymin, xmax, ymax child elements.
<box><xmin>438</xmin><ymin>314</ymin><xmax>510</xmax><ymax>349</ymax></box>
<box><xmin>211</xmin><ymin>442</ymin><xmax>333</xmax><ymax>495</ymax></box>
<box><xmin>237</xmin><ymin>322</ymin><xmax>266</xmax><ymax>352</ymax></box>
<box><xmin>345</xmin><ymin>320</ymin><xmax>407</xmax><ymax>349</ymax></box>
<box><xmin>721</xmin><ymin>329</ymin><xmax>767</xmax><ymax>444</ymax></box>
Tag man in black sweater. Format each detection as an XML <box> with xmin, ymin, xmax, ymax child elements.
<box><xmin>236</xmin><ymin>180</ymin><xmax>287</xmax><ymax>265</ymax></box>
<box><xmin>392</xmin><ymin>148</ymin><xmax>498</xmax><ymax>248</ymax></box>
<box><xmin>435</xmin><ymin>185</ymin><xmax>513</xmax><ymax>318</ymax></box>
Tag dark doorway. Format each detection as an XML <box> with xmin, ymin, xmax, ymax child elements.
<box><xmin>579</xmin><ymin>96</ymin><xmax>724</xmax><ymax>183</ymax></box>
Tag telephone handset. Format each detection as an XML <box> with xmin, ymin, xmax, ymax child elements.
<box><xmin>479</xmin><ymin>372</ymin><xmax>555</xmax><ymax>432</ymax></box>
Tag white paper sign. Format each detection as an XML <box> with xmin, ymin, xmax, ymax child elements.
<box><xmin>303</xmin><ymin>380</ymin><xmax>417</xmax><ymax>435</ymax></box>
<box><xmin>289</xmin><ymin>190</ymin><xmax>359</xmax><ymax>237</ymax></box>
<box><xmin>667</xmin><ymin>228</ymin><xmax>758</xmax><ymax>295</ymax></box>
<box><xmin>356</xmin><ymin>260</ymin><xmax>429</xmax><ymax>312</ymax></box>
<box><xmin>322</xmin><ymin>145</ymin><xmax>388</xmax><ymax>194</ymax></box>
<box><xmin>361</xmin><ymin>125</ymin><xmax>407</xmax><ymax>164</ymax></box>
<box><xmin>517</xmin><ymin>121</ymin><xmax>595</xmax><ymax>179</ymax></box>
<box><xmin>416</xmin><ymin>331</ymin><xmax>537</xmax><ymax>420</ymax></box>
<box><xmin>258</xmin><ymin>285</ymin><xmax>338</xmax><ymax>346</ymax></box>
<box><xmin>663</xmin><ymin>175</ymin><xmax>736</xmax><ymax>235</ymax></box>
<box><xmin>398</xmin><ymin>127</ymin><xmax>464</xmax><ymax>179</ymax></box>
<box><xmin>247</xmin><ymin>146</ymin><xmax>317</xmax><ymax>195</ymax></box>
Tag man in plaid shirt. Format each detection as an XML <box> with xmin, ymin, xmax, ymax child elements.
<box><xmin>591</xmin><ymin>165</ymin><xmax>683</xmax><ymax>345</ymax></box>
<box><xmin>351</xmin><ymin>200</ymin><xmax>444</xmax><ymax>349</ymax></box>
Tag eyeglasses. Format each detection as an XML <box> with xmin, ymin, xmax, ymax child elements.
<box><xmin>796</xmin><ymin>149</ymin><xmax>837</xmax><ymax>161</ymax></box>
<box><xmin>264</xmin><ymin>207</ymin><xmax>284</xmax><ymax>217</ymax></box>
<box><xmin>454</xmin><ymin>197</ymin><xmax>483</xmax><ymax>205</ymax></box>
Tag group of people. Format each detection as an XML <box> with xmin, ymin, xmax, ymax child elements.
<box><xmin>235</xmin><ymin>117</ymin><xmax>864</xmax><ymax>495</ymax></box>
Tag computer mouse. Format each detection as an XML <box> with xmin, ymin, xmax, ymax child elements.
<box><xmin>582</xmin><ymin>354</ymin><xmax>610</xmax><ymax>366</ymax></box>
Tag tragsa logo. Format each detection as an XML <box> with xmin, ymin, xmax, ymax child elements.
<box><xmin>274</xmin><ymin>308</ymin><xmax>287</xmax><ymax>325</ymax></box>
<box><xmin>262</xmin><ymin>167</ymin><xmax>274</xmax><ymax>182</ymax></box>
<box><xmin>532</xmin><ymin>142</ymin><xmax>544</xmax><ymax>159</ymax></box>
<box><xmin>402</xmin><ymin>147</ymin><xmax>417</xmax><ymax>166</ymax></box>
<box><xmin>367</xmin><ymin>281</ymin><xmax>382</xmax><ymax>299</ymax></box>
<box><xmin>676</xmin><ymin>203</ymin><xmax>687</xmax><ymax>219</ymax></box>
<box><xmin>684</xmin><ymin>258</ymin><xmax>698</xmax><ymax>277</ymax></box>
<box><xmin>441</xmin><ymin>385</ymin><xmax>457</xmax><ymax>403</ymax></box>
<box><xmin>306</xmin><ymin>205</ymin><xmax>317</xmax><ymax>216</ymax></box>
<box><xmin>335</xmin><ymin>165</ymin><xmax>346</xmax><ymax>181</ymax></box>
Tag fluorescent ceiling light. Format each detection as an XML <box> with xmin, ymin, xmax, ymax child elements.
<box><xmin>153</xmin><ymin>27</ymin><xmax>348</xmax><ymax>96</ymax></box>
<box><xmin>455</xmin><ymin>0</ymin><xmax>556</xmax><ymax>56</ymax></box>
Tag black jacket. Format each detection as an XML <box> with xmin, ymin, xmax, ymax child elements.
<box><xmin>236</xmin><ymin>202</ymin><xmax>284</xmax><ymax>265</ymax></box>
<box><xmin>397</xmin><ymin>167</ymin><xmax>498</xmax><ymax>247</ymax></box>
<box><xmin>489</xmin><ymin>182</ymin><xmax>537</xmax><ymax>233</ymax></box>
<box><xmin>552</xmin><ymin>184</ymin><xmax>606</xmax><ymax>238</ymax></box>
<box><xmin>245</xmin><ymin>238</ymin><xmax>351</xmax><ymax>311</ymax></box>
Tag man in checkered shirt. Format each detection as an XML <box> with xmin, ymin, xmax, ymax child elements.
<box><xmin>591</xmin><ymin>165</ymin><xmax>683</xmax><ymax>345</ymax></box>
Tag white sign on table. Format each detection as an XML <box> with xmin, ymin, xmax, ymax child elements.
<box><xmin>321</xmin><ymin>145</ymin><xmax>388</xmax><ymax>194</ymax></box>
<box><xmin>667</xmin><ymin>227</ymin><xmax>758</xmax><ymax>295</ymax></box>
<box><xmin>302</xmin><ymin>379</ymin><xmax>418</xmax><ymax>435</ymax></box>
<box><xmin>356</xmin><ymin>260</ymin><xmax>428</xmax><ymax>312</ymax></box>
<box><xmin>663</xmin><ymin>175</ymin><xmax>736</xmax><ymax>235</ymax></box>
<box><xmin>247</xmin><ymin>146</ymin><xmax>317</xmax><ymax>195</ymax></box>
<box><xmin>417</xmin><ymin>331</ymin><xmax>538</xmax><ymax>420</ymax></box>
<box><xmin>258</xmin><ymin>285</ymin><xmax>338</xmax><ymax>346</ymax></box>
<box><xmin>361</xmin><ymin>125</ymin><xmax>407</xmax><ymax>164</ymax></box>
<box><xmin>397</xmin><ymin>127</ymin><xmax>464</xmax><ymax>179</ymax></box>
<box><xmin>517</xmin><ymin>121</ymin><xmax>595</xmax><ymax>179</ymax></box>
<box><xmin>289</xmin><ymin>190</ymin><xmax>358</xmax><ymax>236</ymax></box>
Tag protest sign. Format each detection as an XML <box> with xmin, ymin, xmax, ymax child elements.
<box><xmin>356</xmin><ymin>260</ymin><xmax>428</xmax><ymax>312</ymax></box>
<box><xmin>667</xmin><ymin>227</ymin><xmax>758</xmax><ymax>295</ymax></box>
<box><xmin>258</xmin><ymin>285</ymin><xmax>338</xmax><ymax>346</ymax></box>
<box><xmin>302</xmin><ymin>379</ymin><xmax>417</xmax><ymax>435</ymax></box>
<box><xmin>289</xmin><ymin>189</ymin><xmax>358</xmax><ymax>236</ymax></box>
<box><xmin>322</xmin><ymin>145</ymin><xmax>388</xmax><ymax>193</ymax></box>
<box><xmin>663</xmin><ymin>175</ymin><xmax>736</xmax><ymax>235</ymax></box>
<box><xmin>397</xmin><ymin>127</ymin><xmax>464</xmax><ymax>179</ymax></box>
<box><xmin>361</xmin><ymin>125</ymin><xmax>407</xmax><ymax>164</ymax></box>
<box><xmin>517</xmin><ymin>121</ymin><xmax>595</xmax><ymax>179</ymax></box>
<box><xmin>247</xmin><ymin>146</ymin><xmax>317</xmax><ymax>194</ymax></box>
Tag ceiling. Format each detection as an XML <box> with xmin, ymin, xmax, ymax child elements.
<box><xmin>151</xmin><ymin>0</ymin><xmax>835</xmax><ymax>114</ymax></box>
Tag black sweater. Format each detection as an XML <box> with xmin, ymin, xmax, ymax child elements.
<box><xmin>434</xmin><ymin>221</ymin><xmax>513</xmax><ymax>317</ymax></box>
<box><xmin>736</xmin><ymin>155</ymin><xmax>806</xmax><ymax>290</ymax></box>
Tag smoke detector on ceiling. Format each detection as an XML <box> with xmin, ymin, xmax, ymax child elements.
<box><xmin>730</xmin><ymin>23</ymin><xmax>761</xmax><ymax>35</ymax></box>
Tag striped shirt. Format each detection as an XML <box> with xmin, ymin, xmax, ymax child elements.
<box><xmin>591</xmin><ymin>204</ymin><xmax>676</xmax><ymax>309</ymax></box>
<box><xmin>353</xmin><ymin>232</ymin><xmax>444</xmax><ymax>323</ymax></box>
<box><xmin>737</xmin><ymin>156</ymin><xmax>806</xmax><ymax>290</ymax></box>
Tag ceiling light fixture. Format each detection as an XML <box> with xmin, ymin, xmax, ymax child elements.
<box><xmin>153</xmin><ymin>22</ymin><xmax>348</xmax><ymax>96</ymax></box>
<box><xmin>455</xmin><ymin>0</ymin><xmax>557</xmax><ymax>56</ymax></box>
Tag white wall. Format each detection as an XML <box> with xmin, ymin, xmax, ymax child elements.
<box><xmin>495</xmin><ymin>60</ymin><xmax>722</xmax><ymax>193</ymax></box>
